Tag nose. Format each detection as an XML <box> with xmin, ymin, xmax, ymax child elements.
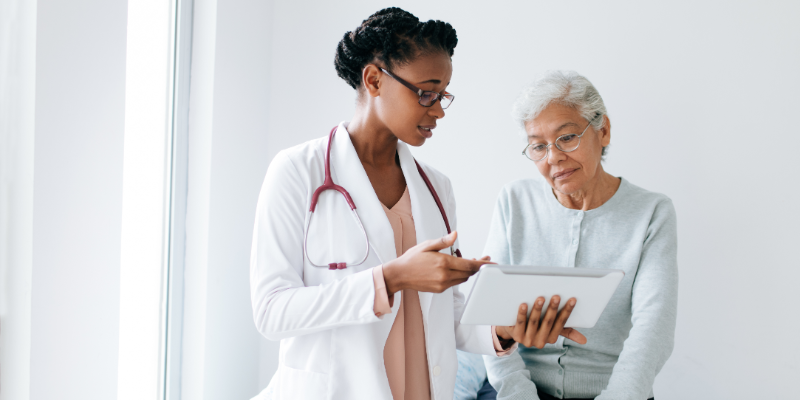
<box><xmin>546</xmin><ymin>144</ymin><xmax>566</xmax><ymax>165</ymax></box>
<box><xmin>428</xmin><ymin>99</ymin><xmax>445</xmax><ymax>119</ymax></box>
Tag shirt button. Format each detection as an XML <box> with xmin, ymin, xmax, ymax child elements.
<box><xmin>572</xmin><ymin>238</ymin><xmax>578</xmax><ymax>244</ymax></box>
<box><xmin>433</xmin><ymin>366</ymin><xmax>441</xmax><ymax>376</ymax></box>
<box><xmin>556</xmin><ymin>389</ymin><xmax>562</xmax><ymax>395</ymax></box>
<box><xmin>558</xmin><ymin>369</ymin><xmax>563</xmax><ymax>375</ymax></box>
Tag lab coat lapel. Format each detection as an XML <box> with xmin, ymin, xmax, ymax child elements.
<box><xmin>397</xmin><ymin>142</ymin><xmax>449</xmax><ymax>317</ymax></box>
<box><xmin>329</xmin><ymin>122</ymin><xmax>397</xmax><ymax>265</ymax></box>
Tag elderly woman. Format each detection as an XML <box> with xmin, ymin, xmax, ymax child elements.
<box><xmin>461</xmin><ymin>70</ymin><xmax>678</xmax><ymax>400</ymax></box>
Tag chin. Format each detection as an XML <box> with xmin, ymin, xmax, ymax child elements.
<box><xmin>401</xmin><ymin>134</ymin><xmax>427</xmax><ymax>147</ymax></box>
<box><xmin>552</xmin><ymin>179</ymin><xmax>583</xmax><ymax>195</ymax></box>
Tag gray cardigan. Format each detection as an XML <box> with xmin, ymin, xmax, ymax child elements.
<box><xmin>481</xmin><ymin>177</ymin><xmax>678</xmax><ymax>400</ymax></box>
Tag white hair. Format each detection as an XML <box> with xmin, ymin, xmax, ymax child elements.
<box><xmin>512</xmin><ymin>70</ymin><xmax>608</xmax><ymax>134</ymax></box>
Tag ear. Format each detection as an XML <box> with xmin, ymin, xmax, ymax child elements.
<box><xmin>599</xmin><ymin>115</ymin><xmax>611</xmax><ymax>147</ymax></box>
<box><xmin>361</xmin><ymin>64</ymin><xmax>383</xmax><ymax>98</ymax></box>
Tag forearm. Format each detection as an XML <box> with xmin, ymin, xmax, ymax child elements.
<box><xmin>252</xmin><ymin>267</ymin><xmax>380</xmax><ymax>340</ymax></box>
<box><xmin>596</xmin><ymin>310</ymin><xmax>676</xmax><ymax>399</ymax></box>
<box><xmin>598</xmin><ymin>270</ymin><xmax>678</xmax><ymax>398</ymax></box>
<box><xmin>484</xmin><ymin>352</ymin><xmax>540</xmax><ymax>400</ymax></box>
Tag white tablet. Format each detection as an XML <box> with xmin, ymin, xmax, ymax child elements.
<box><xmin>460</xmin><ymin>265</ymin><xmax>624</xmax><ymax>328</ymax></box>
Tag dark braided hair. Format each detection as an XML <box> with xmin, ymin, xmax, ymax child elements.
<box><xmin>334</xmin><ymin>7</ymin><xmax>458</xmax><ymax>89</ymax></box>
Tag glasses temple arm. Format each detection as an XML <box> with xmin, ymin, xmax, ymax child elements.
<box><xmin>380</xmin><ymin>68</ymin><xmax>424</xmax><ymax>96</ymax></box>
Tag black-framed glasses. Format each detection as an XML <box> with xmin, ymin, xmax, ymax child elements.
<box><xmin>380</xmin><ymin>68</ymin><xmax>454</xmax><ymax>109</ymax></box>
<box><xmin>522</xmin><ymin>115</ymin><xmax>599</xmax><ymax>162</ymax></box>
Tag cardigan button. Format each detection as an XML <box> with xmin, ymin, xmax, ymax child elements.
<box><xmin>432</xmin><ymin>366</ymin><xmax>441</xmax><ymax>376</ymax></box>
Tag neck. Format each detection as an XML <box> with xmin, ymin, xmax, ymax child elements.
<box><xmin>553</xmin><ymin>165</ymin><xmax>620</xmax><ymax>211</ymax></box>
<box><xmin>347</xmin><ymin>107</ymin><xmax>399</xmax><ymax>168</ymax></box>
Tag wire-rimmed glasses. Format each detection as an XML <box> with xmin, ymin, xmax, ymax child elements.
<box><xmin>522</xmin><ymin>115</ymin><xmax>599</xmax><ymax>162</ymax></box>
<box><xmin>380</xmin><ymin>68</ymin><xmax>454</xmax><ymax>109</ymax></box>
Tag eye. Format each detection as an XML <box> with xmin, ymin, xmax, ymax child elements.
<box><xmin>559</xmin><ymin>134</ymin><xmax>578</xmax><ymax>143</ymax></box>
<box><xmin>531</xmin><ymin>144</ymin><xmax>547</xmax><ymax>152</ymax></box>
<box><xmin>418</xmin><ymin>91</ymin><xmax>439</xmax><ymax>106</ymax></box>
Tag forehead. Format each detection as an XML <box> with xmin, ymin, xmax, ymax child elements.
<box><xmin>525</xmin><ymin>104</ymin><xmax>584</xmax><ymax>138</ymax></box>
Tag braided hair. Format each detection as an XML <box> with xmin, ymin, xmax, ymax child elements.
<box><xmin>334</xmin><ymin>7</ymin><xmax>458</xmax><ymax>90</ymax></box>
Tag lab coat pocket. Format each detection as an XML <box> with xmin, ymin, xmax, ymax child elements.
<box><xmin>277</xmin><ymin>364</ymin><xmax>329</xmax><ymax>399</ymax></box>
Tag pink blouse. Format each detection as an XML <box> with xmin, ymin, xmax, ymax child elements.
<box><xmin>371</xmin><ymin>187</ymin><xmax>513</xmax><ymax>400</ymax></box>
<box><xmin>373</xmin><ymin>187</ymin><xmax>431</xmax><ymax>400</ymax></box>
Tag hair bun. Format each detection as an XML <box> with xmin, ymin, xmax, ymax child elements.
<box><xmin>334</xmin><ymin>7</ymin><xmax>457</xmax><ymax>89</ymax></box>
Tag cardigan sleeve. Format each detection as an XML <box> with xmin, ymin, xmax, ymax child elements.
<box><xmin>596</xmin><ymin>198</ymin><xmax>679</xmax><ymax>400</ymax></box>
<box><xmin>482</xmin><ymin>188</ymin><xmax>542</xmax><ymax>398</ymax></box>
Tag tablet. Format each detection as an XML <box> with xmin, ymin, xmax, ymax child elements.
<box><xmin>460</xmin><ymin>265</ymin><xmax>624</xmax><ymax>328</ymax></box>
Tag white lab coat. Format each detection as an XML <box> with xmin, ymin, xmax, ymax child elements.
<box><xmin>249</xmin><ymin>122</ymin><xmax>498</xmax><ymax>400</ymax></box>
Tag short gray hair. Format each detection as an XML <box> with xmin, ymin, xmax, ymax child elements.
<box><xmin>512</xmin><ymin>70</ymin><xmax>608</xmax><ymax>143</ymax></box>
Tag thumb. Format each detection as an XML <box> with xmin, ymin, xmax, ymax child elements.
<box><xmin>420</xmin><ymin>231</ymin><xmax>457</xmax><ymax>253</ymax></box>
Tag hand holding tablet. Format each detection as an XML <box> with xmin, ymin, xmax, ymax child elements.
<box><xmin>463</xmin><ymin>265</ymin><xmax>626</xmax><ymax>347</ymax></box>
<box><xmin>495</xmin><ymin>294</ymin><xmax>587</xmax><ymax>349</ymax></box>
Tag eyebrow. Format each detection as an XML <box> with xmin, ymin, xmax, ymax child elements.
<box><xmin>555</xmin><ymin>122</ymin><xmax>581</xmax><ymax>132</ymax></box>
<box><xmin>527</xmin><ymin>122</ymin><xmax>581</xmax><ymax>139</ymax></box>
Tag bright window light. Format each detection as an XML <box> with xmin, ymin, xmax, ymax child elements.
<box><xmin>117</xmin><ymin>1</ymin><xmax>176</xmax><ymax>399</ymax></box>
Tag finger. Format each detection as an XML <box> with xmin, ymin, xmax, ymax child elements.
<box><xmin>546</xmin><ymin>297</ymin><xmax>576</xmax><ymax>343</ymax></box>
<box><xmin>533</xmin><ymin>295</ymin><xmax>560</xmax><ymax>348</ymax></box>
<box><xmin>561</xmin><ymin>328</ymin><xmax>587</xmax><ymax>345</ymax></box>
<box><xmin>444</xmin><ymin>276</ymin><xmax>472</xmax><ymax>288</ymax></box>
<box><xmin>479</xmin><ymin>256</ymin><xmax>491</xmax><ymax>261</ymax></box>
<box><xmin>445</xmin><ymin>269</ymin><xmax>480</xmax><ymax>281</ymax></box>
<box><xmin>419</xmin><ymin>231</ymin><xmax>457</xmax><ymax>253</ymax></box>
<box><xmin>512</xmin><ymin>303</ymin><xmax>528</xmax><ymax>342</ymax></box>
<box><xmin>523</xmin><ymin>297</ymin><xmax>544</xmax><ymax>347</ymax></box>
<box><xmin>448</xmin><ymin>258</ymin><xmax>490</xmax><ymax>273</ymax></box>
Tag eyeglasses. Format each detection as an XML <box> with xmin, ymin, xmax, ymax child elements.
<box><xmin>380</xmin><ymin>68</ymin><xmax>454</xmax><ymax>109</ymax></box>
<box><xmin>522</xmin><ymin>115</ymin><xmax>599</xmax><ymax>162</ymax></box>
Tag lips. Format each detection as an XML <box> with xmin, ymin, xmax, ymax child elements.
<box><xmin>553</xmin><ymin>168</ymin><xmax>577</xmax><ymax>180</ymax></box>
<box><xmin>418</xmin><ymin>125</ymin><xmax>435</xmax><ymax>139</ymax></box>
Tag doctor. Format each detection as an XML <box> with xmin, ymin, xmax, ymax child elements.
<box><xmin>250</xmin><ymin>8</ymin><xmax>584</xmax><ymax>400</ymax></box>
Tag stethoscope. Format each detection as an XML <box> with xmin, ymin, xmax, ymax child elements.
<box><xmin>304</xmin><ymin>126</ymin><xmax>462</xmax><ymax>270</ymax></box>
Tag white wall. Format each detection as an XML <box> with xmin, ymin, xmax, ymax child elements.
<box><xmin>209</xmin><ymin>0</ymin><xmax>799</xmax><ymax>398</ymax></box>
<box><xmin>29</xmin><ymin>0</ymin><xmax>128</xmax><ymax>399</ymax></box>
<box><xmin>181</xmin><ymin>0</ymin><xmax>276</xmax><ymax>398</ymax></box>
<box><xmin>201</xmin><ymin>0</ymin><xmax>274</xmax><ymax>396</ymax></box>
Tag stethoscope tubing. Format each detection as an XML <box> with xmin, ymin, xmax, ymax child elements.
<box><xmin>304</xmin><ymin>208</ymin><xmax>370</xmax><ymax>270</ymax></box>
<box><xmin>303</xmin><ymin>126</ymin><xmax>460</xmax><ymax>270</ymax></box>
<box><xmin>303</xmin><ymin>126</ymin><xmax>371</xmax><ymax>270</ymax></box>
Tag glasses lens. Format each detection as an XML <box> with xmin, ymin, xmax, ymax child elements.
<box><xmin>525</xmin><ymin>144</ymin><xmax>547</xmax><ymax>161</ymax></box>
<box><xmin>440</xmin><ymin>94</ymin><xmax>454</xmax><ymax>109</ymax></box>
<box><xmin>556</xmin><ymin>134</ymin><xmax>581</xmax><ymax>152</ymax></box>
<box><xmin>419</xmin><ymin>92</ymin><xmax>438</xmax><ymax>107</ymax></box>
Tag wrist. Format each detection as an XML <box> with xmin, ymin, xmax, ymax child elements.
<box><xmin>382</xmin><ymin>261</ymin><xmax>403</xmax><ymax>295</ymax></box>
<box><xmin>495</xmin><ymin>326</ymin><xmax>512</xmax><ymax>340</ymax></box>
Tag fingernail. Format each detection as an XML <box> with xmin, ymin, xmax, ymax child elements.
<box><xmin>536</xmin><ymin>299</ymin><xmax>544</xmax><ymax>306</ymax></box>
<box><xmin>569</xmin><ymin>299</ymin><xmax>576</xmax><ymax>306</ymax></box>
